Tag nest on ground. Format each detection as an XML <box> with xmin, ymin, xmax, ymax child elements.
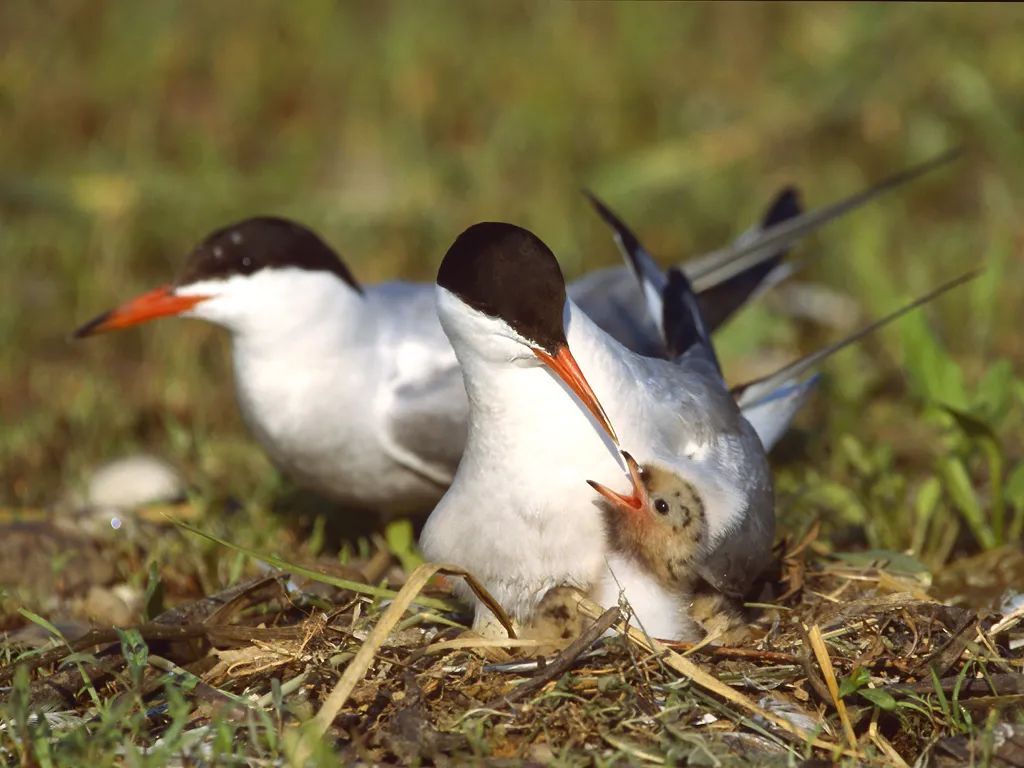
<box><xmin>2</xmin><ymin>525</ymin><xmax>1023</xmax><ymax>767</ymax></box>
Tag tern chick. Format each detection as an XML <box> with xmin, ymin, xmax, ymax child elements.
<box><xmin>589</xmin><ymin>452</ymin><xmax>751</xmax><ymax>642</ymax></box>
<box><xmin>589</xmin><ymin>452</ymin><xmax>708</xmax><ymax>592</ymax></box>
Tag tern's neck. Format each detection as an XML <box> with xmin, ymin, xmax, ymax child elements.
<box><xmin>563</xmin><ymin>301</ymin><xmax>633</xmax><ymax>378</ymax></box>
<box><xmin>449</xmin><ymin>299</ymin><xmax>636</xmax><ymax>460</ymax></box>
<box><xmin>208</xmin><ymin>272</ymin><xmax>368</xmax><ymax>361</ymax></box>
<box><xmin>451</xmin><ymin>339</ymin><xmax>618</xmax><ymax>479</ymax></box>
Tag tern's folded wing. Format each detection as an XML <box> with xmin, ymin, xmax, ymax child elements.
<box><xmin>569</xmin><ymin>266</ymin><xmax>666</xmax><ymax>359</ymax></box>
<box><xmin>380</xmin><ymin>360</ymin><xmax>468</xmax><ymax>489</ymax></box>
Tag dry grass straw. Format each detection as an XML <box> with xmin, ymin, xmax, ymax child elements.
<box><xmin>573</xmin><ymin>594</ymin><xmax>865</xmax><ymax>761</ymax></box>
<box><xmin>290</xmin><ymin>562</ymin><xmax>514</xmax><ymax>765</ymax></box>
<box><xmin>806</xmin><ymin>622</ymin><xmax>857</xmax><ymax>749</ymax></box>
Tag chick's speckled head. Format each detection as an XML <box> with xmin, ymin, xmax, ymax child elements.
<box><xmin>588</xmin><ymin>452</ymin><xmax>707</xmax><ymax>591</ymax></box>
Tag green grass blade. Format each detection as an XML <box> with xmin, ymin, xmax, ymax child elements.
<box><xmin>174</xmin><ymin>519</ymin><xmax>457</xmax><ymax>612</ymax></box>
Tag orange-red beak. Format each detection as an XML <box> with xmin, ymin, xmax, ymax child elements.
<box><xmin>587</xmin><ymin>451</ymin><xmax>646</xmax><ymax>514</ymax></box>
<box><xmin>534</xmin><ymin>344</ymin><xmax>619</xmax><ymax>444</ymax></box>
<box><xmin>73</xmin><ymin>284</ymin><xmax>211</xmax><ymax>338</ymax></box>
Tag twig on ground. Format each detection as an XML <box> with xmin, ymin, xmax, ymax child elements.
<box><xmin>488</xmin><ymin>605</ymin><xmax>620</xmax><ymax>708</ymax></box>
<box><xmin>881</xmin><ymin>671</ymin><xmax>1024</xmax><ymax>697</ymax></box>
<box><xmin>913</xmin><ymin>611</ymin><xmax>978</xmax><ymax>677</ymax></box>
<box><xmin>662</xmin><ymin>641</ymin><xmax>799</xmax><ymax>665</ymax></box>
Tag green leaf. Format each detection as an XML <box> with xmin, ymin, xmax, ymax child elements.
<box><xmin>1006</xmin><ymin>462</ymin><xmax>1024</xmax><ymax>541</ymax></box>
<box><xmin>912</xmin><ymin>477</ymin><xmax>943</xmax><ymax>555</ymax></box>
<box><xmin>116</xmin><ymin>627</ymin><xmax>149</xmax><ymax>688</ymax></box>
<box><xmin>1007</xmin><ymin>463</ymin><xmax>1024</xmax><ymax>508</ymax></box>
<box><xmin>840</xmin><ymin>434</ymin><xmax>875</xmax><ymax>476</ymax></box>
<box><xmin>305</xmin><ymin>514</ymin><xmax>327</xmax><ymax>559</ymax></box>
<box><xmin>972</xmin><ymin>359</ymin><xmax>1015</xmax><ymax>421</ymax></box>
<box><xmin>838</xmin><ymin>666</ymin><xmax>871</xmax><ymax>698</ymax></box>
<box><xmin>900</xmin><ymin>312</ymin><xmax>968</xmax><ymax>410</ymax></box>
<box><xmin>385</xmin><ymin>518</ymin><xmax>424</xmax><ymax>574</ymax></box>
<box><xmin>143</xmin><ymin>560</ymin><xmax>165</xmax><ymax>621</ymax></box>
<box><xmin>930</xmin><ymin>666</ymin><xmax>952</xmax><ymax>720</ymax></box>
<box><xmin>18</xmin><ymin>608</ymin><xmax>64</xmax><ymax>640</ymax></box>
<box><xmin>940</xmin><ymin>456</ymin><xmax>996</xmax><ymax>549</ymax></box>
<box><xmin>804</xmin><ymin>480</ymin><xmax>867</xmax><ymax>525</ymax></box>
<box><xmin>859</xmin><ymin>687</ymin><xmax>898</xmax><ymax>711</ymax></box>
<box><xmin>942</xmin><ymin>405</ymin><xmax>1007</xmax><ymax>545</ymax></box>
<box><xmin>940</xmin><ymin>405</ymin><xmax>998</xmax><ymax>443</ymax></box>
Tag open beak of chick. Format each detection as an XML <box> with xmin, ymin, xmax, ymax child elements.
<box><xmin>587</xmin><ymin>451</ymin><xmax>647</xmax><ymax>514</ymax></box>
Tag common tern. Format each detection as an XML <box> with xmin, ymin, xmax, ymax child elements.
<box><xmin>423</xmin><ymin>220</ymin><xmax>978</xmax><ymax>640</ymax></box>
<box><xmin>69</xmin><ymin>201</ymin><xmax>799</xmax><ymax>517</ymax></box>
<box><xmin>74</xmin><ymin>217</ymin><xmax>468</xmax><ymax>517</ymax></box>
<box><xmin>420</xmin><ymin>222</ymin><xmax>772</xmax><ymax>639</ymax></box>
<box><xmin>72</xmin><ymin>152</ymin><xmax>953</xmax><ymax>519</ymax></box>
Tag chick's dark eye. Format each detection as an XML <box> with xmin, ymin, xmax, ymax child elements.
<box><xmin>654</xmin><ymin>499</ymin><xmax>670</xmax><ymax>515</ymax></box>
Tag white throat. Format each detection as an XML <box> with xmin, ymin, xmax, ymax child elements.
<box><xmin>177</xmin><ymin>268</ymin><xmax>379</xmax><ymax>496</ymax></box>
<box><xmin>178</xmin><ymin>268</ymin><xmax>365</xmax><ymax>353</ymax></box>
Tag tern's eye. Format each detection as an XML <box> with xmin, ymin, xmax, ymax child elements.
<box><xmin>654</xmin><ymin>498</ymin><xmax>669</xmax><ymax>515</ymax></box>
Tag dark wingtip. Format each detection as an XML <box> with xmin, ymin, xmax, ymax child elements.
<box><xmin>71</xmin><ymin>309</ymin><xmax>114</xmax><ymax>340</ymax></box>
<box><xmin>662</xmin><ymin>267</ymin><xmax>704</xmax><ymax>361</ymax></box>
<box><xmin>582</xmin><ymin>188</ymin><xmax>619</xmax><ymax>230</ymax></box>
<box><xmin>762</xmin><ymin>186</ymin><xmax>803</xmax><ymax>229</ymax></box>
<box><xmin>583</xmin><ymin>189</ymin><xmax>641</xmax><ymax>253</ymax></box>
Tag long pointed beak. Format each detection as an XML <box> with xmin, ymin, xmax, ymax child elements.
<box><xmin>533</xmin><ymin>344</ymin><xmax>619</xmax><ymax>444</ymax></box>
<box><xmin>587</xmin><ymin>451</ymin><xmax>646</xmax><ymax>513</ymax></box>
<box><xmin>73</xmin><ymin>284</ymin><xmax>211</xmax><ymax>338</ymax></box>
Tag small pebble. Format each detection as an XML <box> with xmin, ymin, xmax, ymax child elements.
<box><xmin>82</xmin><ymin>454</ymin><xmax>185</xmax><ymax>510</ymax></box>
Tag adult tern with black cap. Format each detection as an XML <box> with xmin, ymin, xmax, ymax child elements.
<box><xmin>74</xmin><ymin>217</ymin><xmax>468</xmax><ymax>517</ymax></box>
<box><xmin>420</xmin><ymin>222</ymin><xmax>773</xmax><ymax>638</ymax></box>
<box><xmin>69</xmin><ymin>204</ymin><xmax>788</xmax><ymax>518</ymax></box>
<box><xmin>423</xmin><ymin>219</ymin><xmax>978</xmax><ymax>638</ymax></box>
<box><xmin>72</xmin><ymin>152</ymin><xmax>952</xmax><ymax>519</ymax></box>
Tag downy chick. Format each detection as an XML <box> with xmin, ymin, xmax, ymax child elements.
<box><xmin>589</xmin><ymin>452</ymin><xmax>747</xmax><ymax>642</ymax></box>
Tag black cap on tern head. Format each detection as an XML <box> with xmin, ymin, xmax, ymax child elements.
<box><xmin>175</xmin><ymin>216</ymin><xmax>362</xmax><ymax>293</ymax></box>
<box><xmin>437</xmin><ymin>222</ymin><xmax>568</xmax><ymax>352</ymax></box>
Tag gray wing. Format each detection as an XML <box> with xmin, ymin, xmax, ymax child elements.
<box><xmin>568</xmin><ymin>266</ymin><xmax>666</xmax><ymax>358</ymax></box>
<box><xmin>628</xmin><ymin>353</ymin><xmax>777</xmax><ymax>598</ymax></box>
<box><xmin>369</xmin><ymin>282</ymin><xmax>470</xmax><ymax>488</ymax></box>
<box><xmin>383</xmin><ymin>360</ymin><xmax>469</xmax><ymax>488</ymax></box>
<box><xmin>739</xmin><ymin>376</ymin><xmax>820</xmax><ymax>452</ymax></box>
<box><xmin>696</xmin><ymin>423</ymin><xmax>776</xmax><ymax>598</ymax></box>
<box><xmin>696</xmin><ymin>492</ymin><xmax>775</xmax><ymax>598</ymax></box>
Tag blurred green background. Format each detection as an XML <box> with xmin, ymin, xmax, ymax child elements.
<box><xmin>2</xmin><ymin>3</ymin><xmax>1022</xmax><ymax>559</ymax></box>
